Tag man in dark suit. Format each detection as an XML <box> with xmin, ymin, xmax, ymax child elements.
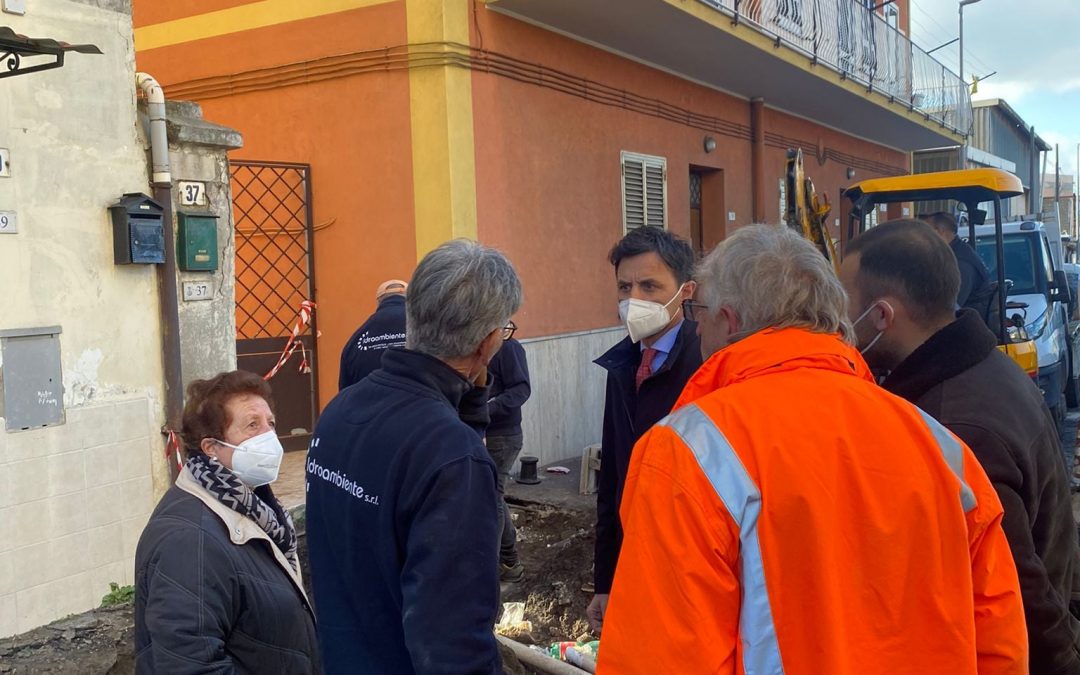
<box><xmin>587</xmin><ymin>226</ymin><xmax>701</xmax><ymax>633</ymax></box>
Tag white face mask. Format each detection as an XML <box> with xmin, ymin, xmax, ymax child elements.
<box><xmin>215</xmin><ymin>430</ymin><xmax>284</xmax><ymax>487</ymax></box>
<box><xmin>853</xmin><ymin>301</ymin><xmax>886</xmax><ymax>356</ymax></box>
<box><xmin>618</xmin><ymin>284</ymin><xmax>685</xmax><ymax>344</ymax></box>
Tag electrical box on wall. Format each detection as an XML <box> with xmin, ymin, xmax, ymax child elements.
<box><xmin>0</xmin><ymin>326</ymin><xmax>64</xmax><ymax>431</ymax></box>
<box><xmin>177</xmin><ymin>212</ymin><xmax>219</xmax><ymax>271</ymax></box>
<box><xmin>110</xmin><ymin>193</ymin><xmax>165</xmax><ymax>265</ymax></box>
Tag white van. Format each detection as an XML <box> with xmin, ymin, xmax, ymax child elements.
<box><xmin>974</xmin><ymin>221</ymin><xmax>1077</xmax><ymax>427</ymax></box>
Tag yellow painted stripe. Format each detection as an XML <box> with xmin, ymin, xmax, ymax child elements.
<box><xmin>135</xmin><ymin>0</ymin><xmax>397</xmax><ymax>52</ymax></box>
<box><xmin>406</xmin><ymin>0</ymin><xmax>478</xmax><ymax>259</ymax></box>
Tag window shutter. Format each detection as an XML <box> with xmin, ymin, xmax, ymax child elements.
<box><xmin>644</xmin><ymin>161</ymin><xmax>666</xmax><ymax>228</ymax></box>
<box><xmin>621</xmin><ymin>152</ymin><xmax>667</xmax><ymax>232</ymax></box>
<box><xmin>622</xmin><ymin>157</ymin><xmax>646</xmax><ymax>231</ymax></box>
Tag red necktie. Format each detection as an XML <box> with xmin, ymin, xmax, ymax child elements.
<box><xmin>636</xmin><ymin>348</ymin><xmax>658</xmax><ymax>392</ymax></box>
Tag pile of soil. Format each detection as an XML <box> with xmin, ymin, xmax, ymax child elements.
<box><xmin>0</xmin><ymin>605</ymin><xmax>134</xmax><ymax>674</ymax></box>
<box><xmin>502</xmin><ymin>500</ymin><xmax>597</xmax><ymax>647</ymax></box>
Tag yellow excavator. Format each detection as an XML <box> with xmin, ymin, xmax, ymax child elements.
<box><xmin>784</xmin><ymin>148</ymin><xmax>837</xmax><ymax>270</ymax></box>
<box><xmin>782</xmin><ymin>153</ymin><xmax>1037</xmax><ymax>378</ymax></box>
<box><xmin>843</xmin><ymin>168</ymin><xmax>1039</xmax><ymax>378</ymax></box>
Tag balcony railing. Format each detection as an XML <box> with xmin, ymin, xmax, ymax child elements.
<box><xmin>697</xmin><ymin>0</ymin><xmax>972</xmax><ymax>137</ymax></box>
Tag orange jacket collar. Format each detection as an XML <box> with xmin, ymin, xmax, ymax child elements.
<box><xmin>674</xmin><ymin>327</ymin><xmax>873</xmax><ymax>410</ymax></box>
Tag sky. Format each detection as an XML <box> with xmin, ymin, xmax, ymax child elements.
<box><xmin>908</xmin><ymin>0</ymin><xmax>1080</xmax><ymax>176</ymax></box>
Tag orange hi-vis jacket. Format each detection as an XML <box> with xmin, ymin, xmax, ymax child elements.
<box><xmin>599</xmin><ymin>328</ymin><xmax>1027</xmax><ymax>674</ymax></box>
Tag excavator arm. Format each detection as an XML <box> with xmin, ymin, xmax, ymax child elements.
<box><xmin>785</xmin><ymin>148</ymin><xmax>838</xmax><ymax>270</ymax></box>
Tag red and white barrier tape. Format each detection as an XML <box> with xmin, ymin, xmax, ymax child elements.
<box><xmin>160</xmin><ymin>301</ymin><xmax>317</xmax><ymax>477</ymax></box>
<box><xmin>264</xmin><ymin>300</ymin><xmax>317</xmax><ymax>380</ymax></box>
<box><xmin>164</xmin><ymin>428</ymin><xmax>183</xmax><ymax>471</ymax></box>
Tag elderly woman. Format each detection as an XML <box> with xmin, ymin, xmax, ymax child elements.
<box><xmin>134</xmin><ymin>371</ymin><xmax>319</xmax><ymax>674</ymax></box>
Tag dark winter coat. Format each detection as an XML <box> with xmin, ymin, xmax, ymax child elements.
<box><xmin>884</xmin><ymin>309</ymin><xmax>1080</xmax><ymax>675</ymax></box>
<box><xmin>951</xmin><ymin>235</ymin><xmax>994</xmax><ymax>320</ymax></box>
<box><xmin>306</xmin><ymin>348</ymin><xmax>501</xmax><ymax>675</ymax></box>
<box><xmin>487</xmin><ymin>337</ymin><xmax>531</xmax><ymax>437</ymax></box>
<box><xmin>338</xmin><ymin>294</ymin><xmax>407</xmax><ymax>390</ymax></box>
<box><xmin>134</xmin><ymin>469</ymin><xmax>319</xmax><ymax>674</ymax></box>
<box><xmin>593</xmin><ymin>320</ymin><xmax>702</xmax><ymax>593</ymax></box>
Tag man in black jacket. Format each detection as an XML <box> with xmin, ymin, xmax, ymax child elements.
<box><xmin>486</xmin><ymin>334</ymin><xmax>531</xmax><ymax>581</ymax></box>
<box><xmin>587</xmin><ymin>226</ymin><xmax>701</xmax><ymax>633</ymax></box>
<box><xmin>840</xmin><ymin>219</ymin><xmax>1080</xmax><ymax>674</ymax></box>
<box><xmin>923</xmin><ymin>211</ymin><xmax>995</xmax><ymax>321</ymax></box>
<box><xmin>338</xmin><ymin>279</ymin><xmax>408</xmax><ymax>390</ymax></box>
<box><xmin>306</xmin><ymin>241</ymin><xmax>522</xmax><ymax>674</ymax></box>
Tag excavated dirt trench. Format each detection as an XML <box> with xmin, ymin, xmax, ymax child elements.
<box><xmin>0</xmin><ymin>500</ymin><xmax>596</xmax><ymax>674</ymax></box>
<box><xmin>501</xmin><ymin>500</ymin><xmax>596</xmax><ymax>646</ymax></box>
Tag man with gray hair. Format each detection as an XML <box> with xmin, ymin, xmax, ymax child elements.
<box><xmin>306</xmin><ymin>240</ymin><xmax>522</xmax><ymax>674</ymax></box>
<box><xmin>598</xmin><ymin>225</ymin><xmax>1026</xmax><ymax>673</ymax></box>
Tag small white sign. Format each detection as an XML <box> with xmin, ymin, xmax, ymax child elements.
<box><xmin>879</xmin><ymin>204</ymin><xmax>888</xmax><ymax>212</ymax></box>
<box><xmin>2</xmin><ymin>0</ymin><xmax>26</xmax><ymax>15</ymax></box>
<box><xmin>0</xmin><ymin>210</ymin><xmax>17</xmax><ymax>234</ymax></box>
<box><xmin>834</xmin><ymin>218</ymin><xmax>841</xmax><ymax>228</ymax></box>
<box><xmin>728</xmin><ymin>211</ymin><xmax>737</xmax><ymax>222</ymax></box>
<box><xmin>182</xmin><ymin>280</ymin><xmax>213</xmax><ymax>302</ymax></box>
<box><xmin>179</xmin><ymin>181</ymin><xmax>208</xmax><ymax>207</ymax></box>
<box><xmin>0</xmin><ymin>149</ymin><xmax>10</xmax><ymax>177</ymax></box>
<box><xmin>902</xmin><ymin>207</ymin><xmax>911</xmax><ymax>217</ymax></box>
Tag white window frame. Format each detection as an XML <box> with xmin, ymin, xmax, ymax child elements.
<box><xmin>885</xmin><ymin>4</ymin><xmax>900</xmax><ymax>31</ymax></box>
<box><xmin>620</xmin><ymin>151</ymin><xmax>668</xmax><ymax>233</ymax></box>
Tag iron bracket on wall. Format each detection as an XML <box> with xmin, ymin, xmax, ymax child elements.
<box><xmin>0</xmin><ymin>26</ymin><xmax>100</xmax><ymax>80</ymax></box>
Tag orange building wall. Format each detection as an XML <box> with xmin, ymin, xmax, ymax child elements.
<box><xmin>470</xmin><ymin>8</ymin><xmax>908</xmax><ymax>338</ymax></box>
<box><xmin>895</xmin><ymin>0</ymin><xmax>911</xmax><ymax>35</ymax></box>
<box><xmin>136</xmin><ymin>2</ymin><xmax>416</xmax><ymax>410</ymax></box>
<box><xmin>135</xmin><ymin>0</ymin><xmax>911</xmax><ymax>402</ymax></box>
<box><xmin>761</xmin><ymin>107</ymin><xmax>911</xmax><ymax>225</ymax></box>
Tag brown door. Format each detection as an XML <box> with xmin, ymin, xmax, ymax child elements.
<box><xmin>690</xmin><ymin>167</ymin><xmax>725</xmax><ymax>253</ymax></box>
<box><xmin>690</xmin><ymin>170</ymin><xmax>705</xmax><ymax>254</ymax></box>
<box><xmin>231</xmin><ymin>160</ymin><xmax>318</xmax><ymax>452</ymax></box>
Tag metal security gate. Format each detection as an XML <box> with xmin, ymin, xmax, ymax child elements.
<box><xmin>231</xmin><ymin>160</ymin><xmax>318</xmax><ymax>452</ymax></box>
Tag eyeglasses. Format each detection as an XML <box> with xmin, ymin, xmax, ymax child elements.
<box><xmin>501</xmin><ymin>320</ymin><xmax>517</xmax><ymax>341</ymax></box>
<box><xmin>682</xmin><ymin>300</ymin><xmax>710</xmax><ymax>322</ymax></box>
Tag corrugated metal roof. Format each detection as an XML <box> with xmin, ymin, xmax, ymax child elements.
<box><xmin>971</xmin><ymin>98</ymin><xmax>1051</xmax><ymax>151</ymax></box>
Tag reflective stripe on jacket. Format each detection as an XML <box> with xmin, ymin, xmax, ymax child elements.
<box><xmin>599</xmin><ymin>328</ymin><xmax>1027</xmax><ymax>675</ymax></box>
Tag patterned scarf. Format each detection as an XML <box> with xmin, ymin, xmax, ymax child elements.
<box><xmin>187</xmin><ymin>453</ymin><xmax>299</xmax><ymax>573</ymax></box>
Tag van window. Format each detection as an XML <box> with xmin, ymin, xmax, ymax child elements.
<box><xmin>1042</xmin><ymin>236</ymin><xmax>1056</xmax><ymax>283</ymax></box>
<box><xmin>976</xmin><ymin>233</ymin><xmax>1044</xmax><ymax>295</ymax></box>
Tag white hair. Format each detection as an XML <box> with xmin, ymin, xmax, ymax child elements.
<box><xmin>696</xmin><ymin>224</ymin><xmax>854</xmax><ymax>344</ymax></box>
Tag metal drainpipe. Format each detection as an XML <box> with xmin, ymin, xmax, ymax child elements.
<box><xmin>750</xmin><ymin>97</ymin><xmax>766</xmax><ymax>224</ymax></box>
<box><xmin>137</xmin><ymin>72</ymin><xmax>184</xmax><ymax>481</ymax></box>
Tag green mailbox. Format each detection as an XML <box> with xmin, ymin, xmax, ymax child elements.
<box><xmin>177</xmin><ymin>211</ymin><xmax>219</xmax><ymax>271</ymax></box>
